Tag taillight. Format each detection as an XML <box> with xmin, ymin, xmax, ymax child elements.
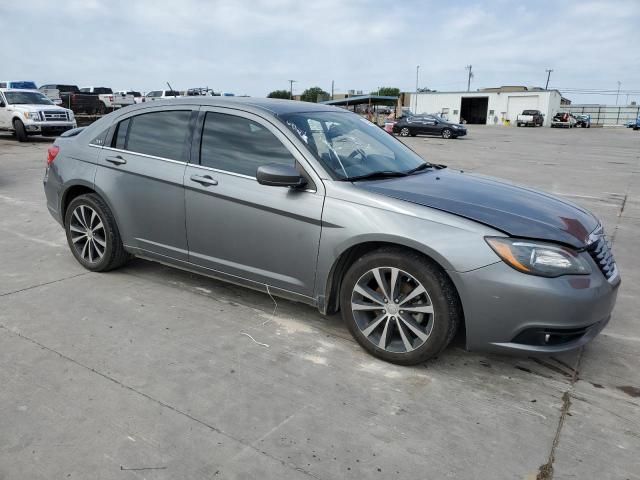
<box><xmin>109</xmin><ymin>96</ymin><xmax>114</xmax><ymax>102</ymax></box>
<box><xmin>47</xmin><ymin>145</ymin><xmax>60</xmax><ymax>166</ymax></box>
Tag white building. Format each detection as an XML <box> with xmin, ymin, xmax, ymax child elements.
<box><xmin>407</xmin><ymin>86</ymin><xmax>565</xmax><ymax>127</ymax></box>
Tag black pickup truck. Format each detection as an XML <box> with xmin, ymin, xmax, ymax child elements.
<box><xmin>39</xmin><ymin>84</ymin><xmax>101</xmax><ymax>115</ymax></box>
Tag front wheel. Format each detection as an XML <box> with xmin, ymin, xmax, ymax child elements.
<box><xmin>399</xmin><ymin>127</ymin><xmax>411</xmax><ymax>137</ymax></box>
<box><xmin>13</xmin><ymin>119</ymin><xmax>27</xmax><ymax>142</ymax></box>
<box><xmin>64</xmin><ymin>193</ymin><xmax>130</xmax><ymax>272</ymax></box>
<box><xmin>442</xmin><ymin>128</ymin><xmax>452</xmax><ymax>139</ymax></box>
<box><xmin>339</xmin><ymin>248</ymin><xmax>461</xmax><ymax>365</ymax></box>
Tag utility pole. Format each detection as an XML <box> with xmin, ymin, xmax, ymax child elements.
<box><xmin>465</xmin><ymin>65</ymin><xmax>473</xmax><ymax>92</ymax></box>
<box><xmin>415</xmin><ymin>65</ymin><xmax>420</xmax><ymax>113</ymax></box>
<box><xmin>331</xmin><ymin>80</ymin><xmax>334</xmax><ymax>100</ymax></box>
<box><xmin>545</xmin><ymin>69</ymin><xmax>553</xmax><ymax>90</ymax></box>
<box><xmin>288</xmin><ymin>80</ymin><xmax>296</xmax><ymax>100</ymax></box>
<box><xmin>616</xmin><ymin>81</ymin><xmax>621</xmax><ymax>105</ymax></box>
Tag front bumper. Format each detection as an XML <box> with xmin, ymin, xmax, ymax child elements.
<box><xmin>452</xmin><ymin>128</ymin><xmax>467</xmax><ymax>136</ymax></box>
<box><xmin>24</xmin><ymin>121</ymin><xmax>77</xmax><ymax>135</ymax></box>
<box><xmin>450</xmin><ymin>260</ymin><xmax>620</xmax><ymax>354</ymax></box>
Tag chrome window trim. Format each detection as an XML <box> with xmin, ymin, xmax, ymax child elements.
<box><xmin>188</xmin><ymin>162</ymin><xmax>317</xmax><ymax>193</ymax></box>
<box><xmin>102</xmin><ymin>146</ymin><xmax>187</xmax><ymax>165</ymax></box>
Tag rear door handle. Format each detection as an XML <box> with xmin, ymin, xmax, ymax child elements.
<box><xmin>190</xmin><ymin>174</ymin><xmax>218</xmax><ymax>186</ymax></box>
<box><xmin>106</xmin><ymin>155</ymin><xmax>126</xmax><ymax>165</ymax></box>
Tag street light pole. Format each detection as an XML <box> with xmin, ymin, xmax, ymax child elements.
<box><xmin>288</xmin><ymin>80</ymin><xmax>296</xmax><ymax>100</ymax></box>
<box><xmin>545</xmin><ymin>69</ymin><xmax>553</xmax><ymax>90</ymax></box>
<box><xmin>415</xmin><ymin>65</ymin><xmax>420</xmax><ymax>113</ymax></box>
<box><xmin>616</xmin><ymin>81</ymin><xmax>621</xmax><ymax>105</ymax></box>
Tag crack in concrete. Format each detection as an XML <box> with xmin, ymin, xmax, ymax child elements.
<box><xmin>0</xmin><ymin>272</ymin><xmax>91</xmax><ymax>297</ymax></box>
<box><xmin>0</xmin><ymin>324</ymin><xmax>324</xmax><ymax>480</ymax></box>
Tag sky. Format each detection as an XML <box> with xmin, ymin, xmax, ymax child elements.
<box><xmin>1</xmin><ymin>0</ymin><xmax>639</xmax><ymax>105</ymax></box>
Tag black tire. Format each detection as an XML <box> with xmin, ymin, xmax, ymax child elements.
<box><xmin>13</xmin><ymin>119</ymin><xmax>27</xmax><ymax>142</ymax></box>
<box><xmin>339</xmin><ymin>248</ymin><xmax>461</xmax><ymax>365</ymax></box>
<box><xmin>442</xmin><ymin>128</ymin><xmax>452</xmax><ymax>139</ymax></box>
<box><xmin>517</xmin><ymin>123</ymin><xmax>522</xmax><ymax>127</ymax></box>
<box><xmin>64</xmin><ymin>193</ymin><xmax>130</xmax><ymax>272</ymax></box>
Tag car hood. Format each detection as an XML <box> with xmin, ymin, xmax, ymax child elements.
<box><xmin>8</xmin><ymin>104</ymin><xmax>68</xmax><ymax>113</ymax></box>
<box><xmin>356</xmin><ymin>169</ymin><xmax>599</xmax><ymax>248</ymax></box>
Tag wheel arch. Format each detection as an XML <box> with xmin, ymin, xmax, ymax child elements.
<box><xmin>60</xmin><ymin>182</ymin><xmax>96</xmax><ymax>223</ymax></box>
<box><xmin>321</xmin><ymin>240</ymin><xmax>464</xmax><ymax>329</ymax></box>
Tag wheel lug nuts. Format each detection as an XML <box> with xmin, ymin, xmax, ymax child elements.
<box><xmin>394</xmin><ymin>299</ymin><xmax>399</xmax><ymax>303</ymax></box>
<box><xmin>384</xmin><ymin>298</ymin><xmax>388</xmax><ymax>303</ymax></box>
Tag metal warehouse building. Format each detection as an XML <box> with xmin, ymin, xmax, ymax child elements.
<box><xmin>407</xmin><ymin>86</ymin><xmax>566</xmax><ymax>127</ymax></box>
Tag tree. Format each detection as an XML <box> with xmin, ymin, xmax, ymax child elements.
<box><xmin>373</xmin><ymin>87</ymin><xmax>401</xmax><ymax>97</ymax></box>
<box><xmin>267</xmin><ymin>90</ymin><xmax>291</xmax><ymax>99</ymax></box>
<box><xmin>300</xmin><ymin>87</ymin><xmax>329</xmax><ymax>103</ymax></box>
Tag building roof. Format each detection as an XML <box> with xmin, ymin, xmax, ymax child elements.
<box><xmin>320</xmin><ymin>95</ymin><xmax>398</xmax><ymax>106</ymax></box>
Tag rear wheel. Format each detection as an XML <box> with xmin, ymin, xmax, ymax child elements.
<box><xmin>13</xmin><ymin>119</ymin><xmax>27</xmax><ymax>142</ymax></box>
<box><xmin>64</xmin><ymin>193</ymin><xmax>129</xmax><ymax>272</ymax></box>
<box><xmin>399</xmin><ymin>127</ymin><xmax>411</xmax><ymax>137</ymax></box>
<box><xmin>442</xmin><ymin>128</ymin><xmax>452</xmax><ymax>139</ymax></box>
<box><xmin>340</xmin><ymin>248</ymin><xmax>461</xmax><ymax>365</ymax></box>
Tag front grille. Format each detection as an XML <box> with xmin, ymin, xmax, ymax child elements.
<box><xmin>587</xmin><ymin>229</ymin><xmax>617</xmax><ymax>281</ymax></box>
<box><xmin>42</xmin><ymin>110</ymin><xmax>68</xmax><ymax>121</ymax></box>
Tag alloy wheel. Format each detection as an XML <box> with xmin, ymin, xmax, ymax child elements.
<box><xmin>351</xmin><ymin>267</ymin><xmax>435</xmax><ymax>353</ymax></box>
<box><xmin>69</xmin><ymin>205</ymin><xmax>106</xmax><ymax>263</ymax></box>
<box><xmin>400</xmin><ymin>127</ymin><xmax>410</xmax><ymax>137</ymax></box>
<box><xmin>442</xmin><ymin>129</ymin><xmax>452</xmax><ymax>139</ymax></box>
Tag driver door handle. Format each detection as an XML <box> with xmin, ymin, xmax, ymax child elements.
<box><xmin>105</xmin><ymin>155</ymin><xmax>127</xmax><ymax>165</ymax></box>
<box><xmin>190</xmin><ymin>174</ymin><xmax>218</xmax><ymax>186</ymax></box>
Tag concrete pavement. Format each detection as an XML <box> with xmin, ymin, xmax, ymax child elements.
<box><xmin>0</xmin><ymin>126</ymin><xmax>638</xmax><ymax>479</ymax></box>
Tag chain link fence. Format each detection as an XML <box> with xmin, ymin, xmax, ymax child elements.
<box><xmin>560</xmin><ymin>105</ymin><xmax>640</xmax><ymax>126</ymax></box>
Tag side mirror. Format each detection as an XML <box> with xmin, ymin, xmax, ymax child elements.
<box><xmin>257</xmin><ymin>163</ymin><xmax>307</xmax><ymax>188</ymax></box>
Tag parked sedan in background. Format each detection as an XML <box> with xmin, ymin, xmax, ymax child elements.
<box><xmin>575</xmin><ymin>114</ymin><xmax>591</xmax><ymax>128</ymax></box>
<box><xmin>393</xmin><ymin>114</ymin><xmax>467</xmax><ymax>139</ymax></box>
<box><xmin>43</xmin><ymin>98</ymin><xmax>618</xmax><ymax>365</ymax></box>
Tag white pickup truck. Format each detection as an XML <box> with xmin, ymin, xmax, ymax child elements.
<box><xmin>516</xmin><ymin>110</ymin><xmax>544</xmax><ymax>127</ymax></box>
<box><xmin>0</xmin><ymin>88</ymin><xmax>76</xmax><ymax>142</ymax></box>
<box><xmin>80</xmin><ymin>87</ymin><xmax>135</xmax><ymax>113</ymax></box>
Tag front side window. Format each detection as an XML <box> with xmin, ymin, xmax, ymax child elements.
<box><xmin>200</xmin><ymin>112</ymin><xmax>296</xmax><ymax>177</ymax></box>
<box><xmin>281</xmin><ymin>111</ymin><xmax>425</xmax><ymax>180</ymax></box>
<box><xmin>111</xmin><ymin>110</ymin><xmax>191</xmax><ymax>161</ymax></box>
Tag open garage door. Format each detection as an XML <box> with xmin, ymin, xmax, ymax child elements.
<box><xmin>507</xmin><ymin>96</ymin><xmax>540</xmax><ymax>123</ymax></box>
<box><xmin>460</xmin><ymin>97</ymin><xmax>488</xmax><ymax>124</ymax></box>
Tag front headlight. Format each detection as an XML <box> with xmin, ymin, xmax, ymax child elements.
<box><xmin>24</xmin><ymin>112</ymin><xmax>42</xmax><ymax>121</ymax></box>
<box><xmin>485</xmin><ymin>237</ymin><xmax>591</xmax><ymax>277</ymax></box>
<box><xmin>451</xmin><ymin>124</ymin><xmax>459</xmax><ymax>128</ymax></box>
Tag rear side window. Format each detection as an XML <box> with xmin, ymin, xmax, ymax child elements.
<box><xmin>200</xmin><ymin>112</ymin><xmax>296</xmax><ymax>177</ymax></box>
<box><xmin>112</xmin><ymin>110</ymin><xmax>191</xmax><ymax>161</ymax></box>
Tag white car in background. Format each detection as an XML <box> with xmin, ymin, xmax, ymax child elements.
<box><xmin>0</xmin><ymin>88</ymin><xmax>76</xmax><ymax>142</ymax></box>
<box><xmin>145</xmin><ymin>89</ymin><xmax>181</xmax><ymax>101</ymax></box>
<box><xmin>115</xmin><ymin>90</ymin><xmax>145</xmax><ymax>104</ymax></box>
<box><xmin>80</xmin><ymin>87</ymin><xmax>135</xmax><ymax>113</ymax></box>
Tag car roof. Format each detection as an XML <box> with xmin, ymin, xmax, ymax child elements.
<box><xmin>123</xmin><ymin>97</ymin><xmax>343</xmax><ymax>116</ymax></box>
<box><xmin>0</xmin><ymin>88</ymin><xmax>42</xmax><ymax>92</ymax></box>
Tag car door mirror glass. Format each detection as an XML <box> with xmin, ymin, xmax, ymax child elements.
<box><xmin>257</xmin><ymin>163</ymin><xmax>307</xmax><ymax>188</ymax></box>
<box><xmin>0</xmin><ymin>101</ymin><xmax>5</xmax><ymax>108</ymax></box>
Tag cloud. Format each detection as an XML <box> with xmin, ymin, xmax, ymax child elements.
<box><xmin>0</xmin><ymin>0</ymin><xmax>638</xmax><ymax>103</ymax></box>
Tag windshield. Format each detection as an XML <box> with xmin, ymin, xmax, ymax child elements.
<box><xmin>4</xmin><ymin>91</ymin><xmax>54</xmax><ymax>105</ymax></box>
<box><xmin>522</xmin><ymin>110</ymin><xmax>539</xmax><ymax>115</ymax></box>
<box><xmin>281</xmin><ymin>111</ymin><xmax>427</xmax><ymax>180</ymax></box>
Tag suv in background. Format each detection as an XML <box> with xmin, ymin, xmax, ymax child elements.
<box><xmin>145</xmin><ymin>90</ymin><xmax>181</xmax><ymax>101</ymax></box>
<box><xmin>393</xmin><ymin>114</ymin><xmax>467</xmax><ymax>139</ymax></box>
<box><xmin>0</xmin><ymin>88</ymin><xmax>76</xmax><ymax>141</ymax></box>
<box><xmin>516</xmin><ymin>110</ymin><xmax>544</xmax><ymax>127</ymax></box>
<box><xmin>39</xmin><ymin>84</ymin><xmax>101</xmax><ymax>115</ymax></box>
<box><xmin>80</xmin><ymin>87</ymin><xmax>135</xmax><ymax>113</ymax></box>
<box><xmin>575</xmin><ymin>114</ymin><xmax>592</xmax><ymax>128</ymax></box>
<box><xmin>0</xmin><ymin>80</ymin><xmax>38</xmax><ymax>89</ymax></box>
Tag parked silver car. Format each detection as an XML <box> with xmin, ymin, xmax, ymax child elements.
<box><xmin>43</xmin><ymin>98</ymin><xmax>620</xmax><ymax>365</ymax></box>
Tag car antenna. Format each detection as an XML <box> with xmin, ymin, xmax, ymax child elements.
<box><xmin>166</xmin><ymin>82</ymin><xmax>176</xmax><ymax>97</ymax></box>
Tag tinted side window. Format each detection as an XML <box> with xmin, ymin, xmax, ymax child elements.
<box><xmin>114</xmin><ymin>110</ymin><xmax>191</xmax><ymax>161</ymax></box>
<box><xmin>200</xmin><ymin>112</ymin><xmax>295</xmax><ymax>177</ymax></box>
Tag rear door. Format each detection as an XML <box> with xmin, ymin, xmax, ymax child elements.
<box><xmin>184</xmin><ymin>107</ymin><xmax>324</xmax><ymax>297</ymax></box>
<box><xmin>421</xmin><ymin>115</ymin><xmax>439</xmax><ymax>134</ymax></box>
<box><xmin>94</xmin><ymin>105</ymin><xmax>196</xmax><ymax>260</ymax></box>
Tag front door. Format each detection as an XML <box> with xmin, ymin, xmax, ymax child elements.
<box><xmin>0</xmin><ymin>92</ymin><xmax>10</xmax><ymax>128</ymax></box>
<box><xmin>94</xmin><ymin>106</ymin><xmax>195</xmax><ymax>260</ymax></box>
<box><xmin>184</xmin><ymin>108</ymin><xmax>324</xmax><ymax>297</ymax></box>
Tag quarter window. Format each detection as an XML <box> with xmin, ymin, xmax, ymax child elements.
<box><xmin>111</xmin><ymin>110</ymin><xmax>191</xmax><ymax>161</ymax></box>
<box><xmin>200</xmin><ymin>112</ymin><xmax>296</xmax><ymax>177</ymax></box>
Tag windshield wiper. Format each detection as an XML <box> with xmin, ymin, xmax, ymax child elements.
<box><xmin>405</xmin><ymin>162</ymin><xmax>447</xmax><ymax>175</ymax></box>
<box><xmin>341</xmin><ymin>171</ymin><xmax>408</xmax><ymax>182</ymax></box>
